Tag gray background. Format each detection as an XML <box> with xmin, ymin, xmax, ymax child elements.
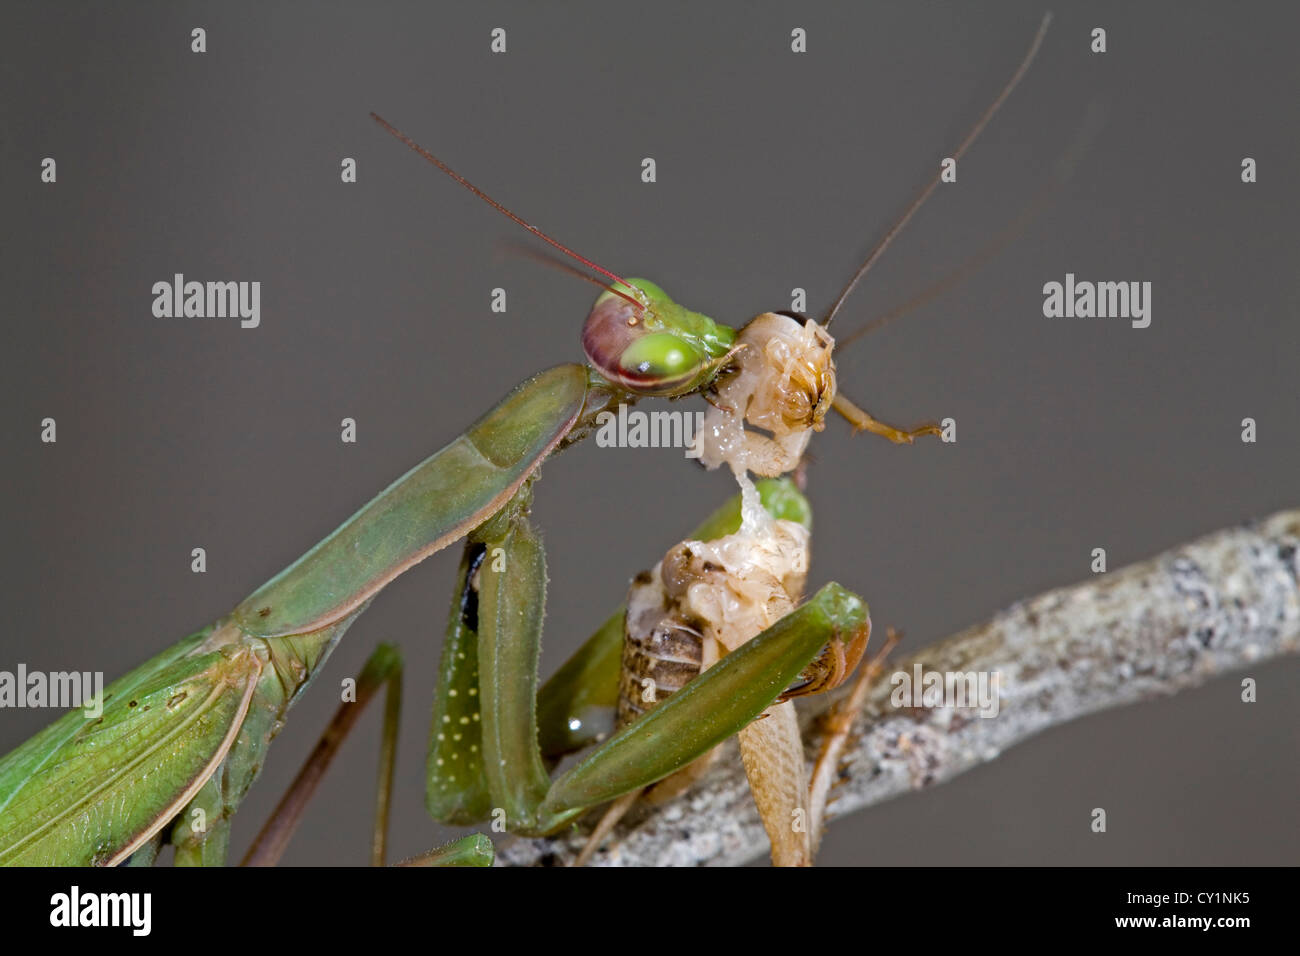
<box><xmin>3</xmin><ymin>1</ymin><xmax>1297</xmax><ymax>866</ymax></box>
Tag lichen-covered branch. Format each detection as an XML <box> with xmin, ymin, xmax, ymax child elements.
<box><xmin>501</xmin><ymin>509</ymin><xmax>1300</xmax><ymax>867</ymax></box>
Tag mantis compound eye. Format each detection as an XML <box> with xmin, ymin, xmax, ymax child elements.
<box><xmin>617</xmin><ymin>332</ymin><xmax>705</xmax><ymax>388</ymax></box>
<box><xmin>582</xmin><ymin>277</ymin><xmax>725</xmax><ymax>397</ymax></box>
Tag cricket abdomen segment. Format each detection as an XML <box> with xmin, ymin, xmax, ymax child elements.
<box><xmin>616</xmin><ymin>599</ymin><xmax>706</xmax><ymax>727</ymax></box>
<box><xmin>616</xmin><ymin>489</ymin><xmax>813</xmax><ymax>730</ymax></box>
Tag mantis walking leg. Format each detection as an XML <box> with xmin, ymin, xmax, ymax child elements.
<box><xmin>240</xmin><ymin>644</ymin><xmax>403</xmax><ymax>867</ymax></box>
<box><xmin>235</xmin><ymin>641</ymin><xmax>498</xmax><ymax>867</ymax></box>
<box><xmin>394</xmin><ymin>834</ymin><xmax>495</xmax><ymax>867</ymax></box>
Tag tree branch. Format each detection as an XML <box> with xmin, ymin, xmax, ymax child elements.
<box><xmin>500</xmin><ymin>509</ymin><xmax>1300</xmax><ymax>866</ymax></box>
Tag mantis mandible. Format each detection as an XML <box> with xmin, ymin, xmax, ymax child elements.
<box><xmin>0</xmin><ymin>14</ymin><xmax>1050</xmax><ymax>867</ymax></box>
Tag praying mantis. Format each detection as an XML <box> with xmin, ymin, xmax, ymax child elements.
<box><xmin>0</xmin><ymin>15</ymin><xmax>1051</xmax><ymax>867</ymax></box>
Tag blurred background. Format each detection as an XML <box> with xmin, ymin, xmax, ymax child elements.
<box><xmin>3</xmin><ymin>1</ymin><xmax>1297</xmax><ymax>865</ymax></box>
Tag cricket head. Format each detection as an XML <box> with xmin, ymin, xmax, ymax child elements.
<box><xmin>734</xmin><ymin>312</ymin><xmax>837</xmax><ymax>435</ymax></box>
<box><xmin>582</xmin><ymin>278</ymin><xmax>736</xmax><ymax>397</ymax></box>
<box><xmin>690</xmin><ymin>312</ymin><xmax>837</xmax><ymax>477</ymax></box>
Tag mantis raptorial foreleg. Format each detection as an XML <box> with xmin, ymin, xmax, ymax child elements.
<box><xmin>429</xmin><ymin>487</ymin><xmax>869</xmax><ymax>852</ymax></box>
<box><xmin>426</xmin><ymin>485</ymin><xmax>552</xmax><ymax>830</ymax></box>
<box><xmin>536</xmin><ymin>583</ymin><xmax>870</xmax><ymax>831</ymax></box>
<box><xmin>426</xmin><ymin>543</ymin><xmax>493</xmax><ymax>824</ymax></box>
<box><xmin>566</xmin><ymin>578</ymin><xmax>872</xmax><ymax>865</ymax></box>
<box><xmin>533</xmin><ymin>480</ymin><xmax>817</xmax><ymax>763</ymax></box>
<box><xmin>572</xmin><ymin>612</ymin><xmax>893</xmax><ymax>868</ymax></box>
<box><xmin>562</xmin><ymin>468</ymin><xmax>892</xmax><ymax>867</ymax></box>
<box><xmin>426</xmin><ymin>477</ymin><xmax>862</xmax><ymax>847</ymax></box>
<box><xmin>474</xmin><ymin>497</ymin><xmax>552</xmax><ymax>831</ymax></box>
<box><xmin>807</xmin><ymin>628</ymin><xmax>899</xmax><ymax>853</ymax></box>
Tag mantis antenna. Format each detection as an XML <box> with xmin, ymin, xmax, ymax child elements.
<box><xmin>370</xmin><ymin>111</ymin><xmax>644</xmax><ymax>311</ymax></box>
<box><xmin>495</xmin><ymin>238</ymin><xmax>631</xmax><ymax>297</ymax></box>
<box><xmin>821</xmin><ymin>12</ymin><xmax>1052</xmax><ymax>329</ymax></box>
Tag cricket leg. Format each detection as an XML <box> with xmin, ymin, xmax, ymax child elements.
<box><xmin>833</xmin><ymin>393</ymin><xmax>943</xmax><ymax>444</ymax></box>
<box><xmin>572</xmin><ymin>747</ymin><xmax>720</xmax><ymax>866</ymax></box>
<box><xmin>739</xmin><ymin>699</ymin><xmax>812</xmax><ymax>866</ymax></box>
<box><xmin>240</xmin><ymin>643</ymin><xmax>403</xmax><ymax>866</ymax></box>
<box><xmin>573</xmin><ymin>790</ymin><xmax>642</xmax><ymax>867</ymax></box>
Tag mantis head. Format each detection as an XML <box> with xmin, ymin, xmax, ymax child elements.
<box><xmin>582</xmin><ymin>278</ymin><xmax>737</xmax><ymax>397</ymax></box>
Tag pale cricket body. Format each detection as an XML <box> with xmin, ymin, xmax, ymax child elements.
<box><xmin>602</xmin><ymin>477</ymin><xmax>824</xmax><ymax>866</ymax></box>
<box><xmin>584</xmin><ymin>322</ymin><xmax>852</xmax><ymax>865</ymax></box>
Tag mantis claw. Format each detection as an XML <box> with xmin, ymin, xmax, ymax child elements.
<box><xmin>779</xmin><ymin>615</ymin><xmax>872</xmax><ymax>703</ymax></box>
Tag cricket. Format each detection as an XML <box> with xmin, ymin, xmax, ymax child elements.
<box><xmin>0</xmin><ymin>15</ymin><xmax>1051</xmax><ymax>867</ymax></box>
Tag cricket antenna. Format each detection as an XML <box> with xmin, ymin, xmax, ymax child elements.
<box><xmin>370</xmin><ymin>112</ymin><xmax>643</xmax><ymax>310</ymax></box>
<box><xmin>821</xmin><ymin>12</ymin><xmax>1052</xmax><ymax>328</ymax></box>
<box><xmin>836</xmin><ymin>98</ymin><xmax>1105</xmax><ymax>354</ymax></box>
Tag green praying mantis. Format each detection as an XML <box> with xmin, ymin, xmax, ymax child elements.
<box><xmin>0</xmin><ymin>15</ymin><xmax>1051</xmax><ymax>867</ymax></box>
